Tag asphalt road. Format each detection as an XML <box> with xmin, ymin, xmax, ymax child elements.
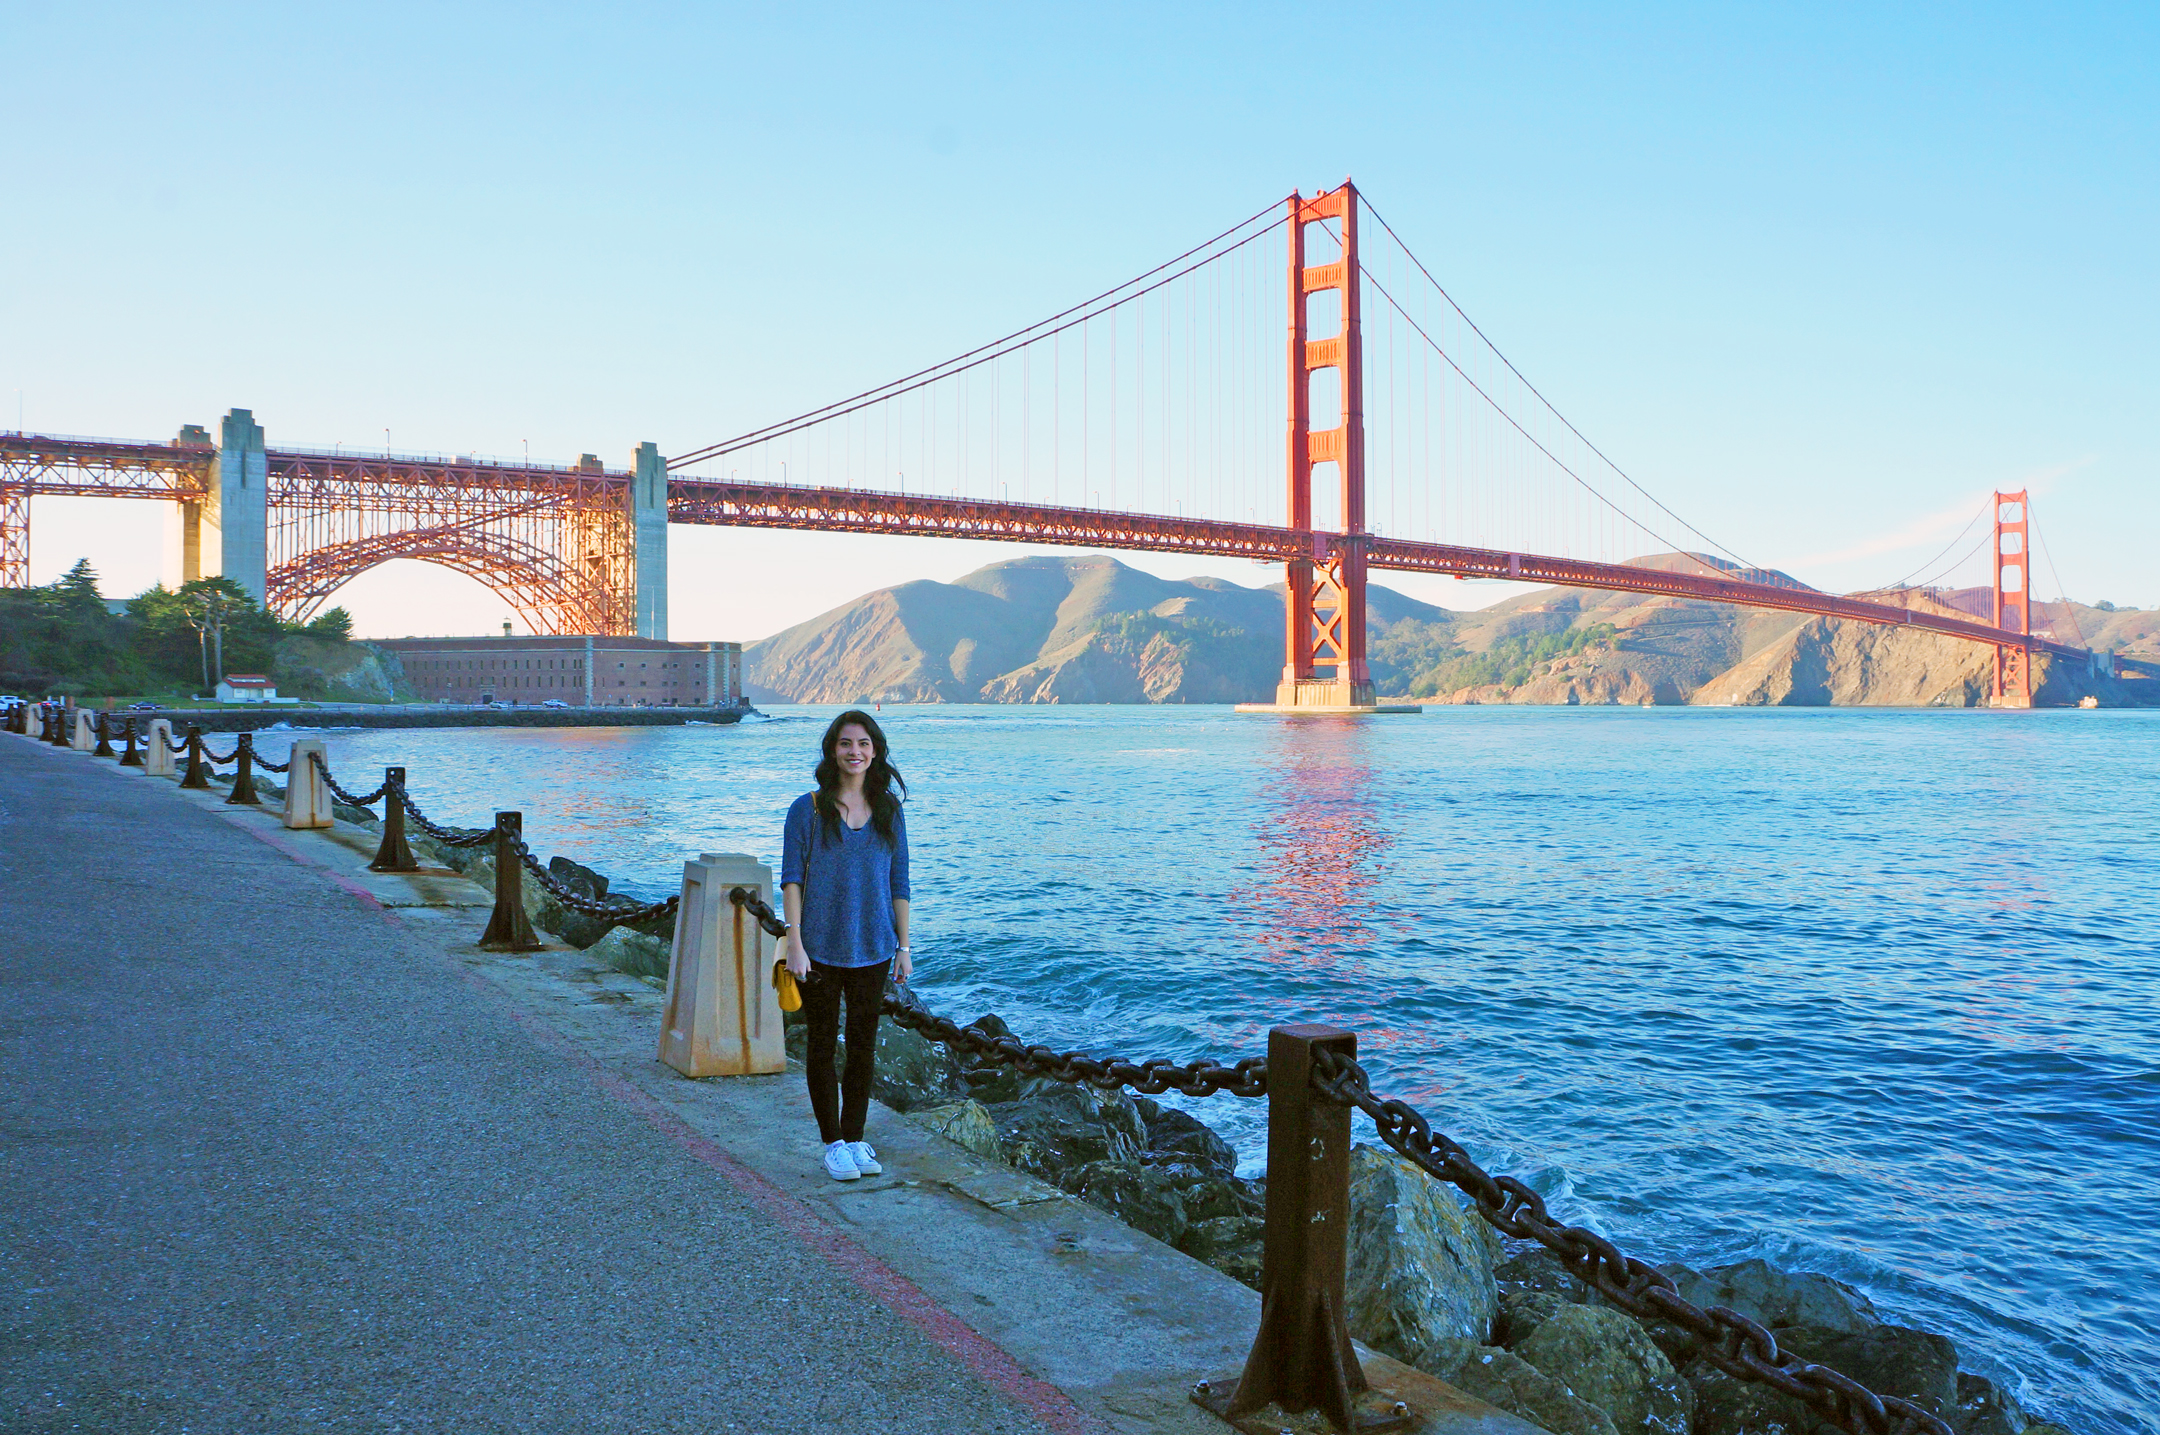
<box><xmin>0</xmin><ymin>737</ymin><xmax>1058</xmax><ymax>1434</ymax></box>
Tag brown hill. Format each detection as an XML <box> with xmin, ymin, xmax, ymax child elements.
<box><xmin>746</xmin><ymin>555</ymin><xmax>1450</xmax><ymax>704</ymax></box>
<box><xmin>746</xmin><ymin>552</ymin><xmax>2154</xmax><ymax>707</ymax></box>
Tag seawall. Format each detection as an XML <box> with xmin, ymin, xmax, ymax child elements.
<box><xmin>123</xmin><ymin>704</ymin><xmax>753</xmax><ymax>733</ymax></box>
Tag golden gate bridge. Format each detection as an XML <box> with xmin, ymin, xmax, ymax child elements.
<box><xmin>0</xmin><ymin>182</ymin><xmax>2098</xmax><ymax>707</ymax></box>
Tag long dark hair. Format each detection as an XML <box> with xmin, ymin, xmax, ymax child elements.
<box><xmin>814</xmin><ymin>709</ymin><xmax>906</xmax><ymax>844</ymax></box>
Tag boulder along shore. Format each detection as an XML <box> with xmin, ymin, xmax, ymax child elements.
<box><xmin>251</xmin><ymin>764</ymin><xmax>2078</xmax><ymax>1435</ymax></box>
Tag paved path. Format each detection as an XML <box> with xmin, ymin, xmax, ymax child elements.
<box><xmin>0</xmin><ymin>736</ymin><xmax>1065</xmax><ymax>1434</ymax></box>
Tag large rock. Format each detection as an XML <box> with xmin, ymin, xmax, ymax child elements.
<box><xmin>1417</xmin><ymin>1338</ymin><xmax>1622</xmax><ymax>1435</ymax></box>
<box><xmin>1953</xmin><ymin>1372</ymin><xmax>2028</xmax><ymax>1435</ymax></box>
<box><xmin>1497</xmin><ymin>1247</ymin><xmax>1593</xmax><ymax>1300</ymax></box>
<box><xmin>585</xmin><ymin>927</ymin><xmax>670</xmax><ymax>980</ymax></box>
<box><xmin>1132</xmin><ymin>1095</ymin><xmax>1238</xmax><ymax>1176</ymax></box>
<box><xmin>1686</xmin><ymin>1362</ymin><xmax>1812</xmax><ymax>1435</ymax></box>
<box><xmin>911</xmin><ymin>1100</ymin><xmax>1002</xmax><ymax>1161</ymax></box>
<box><xmin>1069</xmin><ymin>1161</ymin><xmax>1188</xmax><ymax>1247</ymax></box>
<box><xmin>1668</xmin><ymin>1260</ymin><xmax>1880</xmax><ymax>1338</ymax></box>
<box><xmin>1513</xmin><ymin>1304</ymin><xmax>1695</xmax><ymax>1435</ymax></box>
<box><xmin>1775</xmin><ymin>1324</ymin><xmax>1958</xmax><ymax>1428</ymax></box>
<box><xmin>984</xmin><ymin>1081</ymin><xmax>1145</xmax><ymax>1187</ymax></box>
<box><xmin>1499</xmin><ymin>1289</ymin><xmax>1576</xmax><ymax>1347</ymax></box>
<box><xmin>1345</xmin><ymin>1144</ymin><xmax>1504</xmax><ymax>1361</ymax></box>
<box><xmin>870</xmin><ymin>1016</ymin><xmax>967</xmax><ymax>1112</ymax></box>
<box><xmin>1166</xmin><ymin>1171</ymin><xmax>1263</xmax><ymax>1222</ymax></box>
<box><xmin>1186</xmin><ymin>1217</ymin><xmax>1264</xmax><ymax>1290</ymax></box>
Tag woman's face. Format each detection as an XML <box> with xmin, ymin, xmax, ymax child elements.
<box><xmin>833</xmin><ymin>724</ymin><xmax>877</xmax><ymax>779</ymax></box>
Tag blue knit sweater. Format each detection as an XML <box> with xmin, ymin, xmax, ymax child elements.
<box><xmin>780</xmin><ymin>792</ymin><xmax>910</xmax><ymax>968</ymax></box>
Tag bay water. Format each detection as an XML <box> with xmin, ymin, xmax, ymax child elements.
<box><xmin>277</xmin><ymin>706</ymin><xmax>2157</xmax><ymax>1434</ymax></box>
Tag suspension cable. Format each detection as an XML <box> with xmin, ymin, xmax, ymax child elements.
<box><xmin>1883</xmin><ymin>493</ymin><xmax>1992</xmax><ymax>591</ymax></box>
<box><xmin>1359</xmin><ymin>194</ymin><xmax>1774</xmax><ymax>583</ymax></box>
<box><xmin>670</xmin><ymin>198</ymin><xmax>1289</xmax><ymax>470</ymax></box>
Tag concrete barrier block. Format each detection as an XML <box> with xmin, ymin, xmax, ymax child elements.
<box><xmin>145</xmin><ymin>720</ymin><xmax>178</xmax><ymax>776</ymax></box>
<box><xmin>70</xmin><ymin>711</ymin><xmax>97</xmax><ymax>751</ymax></box>
<box><xmin>658</xmin><ymin>852</ymin><xmax>785</xmax><ymax>1078</ymax></box>
<box><xmin>281</xmin><ymin>739</ymin><xmax>334</xmax><ymax>828</ymax></box>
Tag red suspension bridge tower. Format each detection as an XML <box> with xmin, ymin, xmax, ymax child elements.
<box><xmin>1256</xmin><ymin>182</ymin><xmax>1399</xmax><ymax>714</ymax></box>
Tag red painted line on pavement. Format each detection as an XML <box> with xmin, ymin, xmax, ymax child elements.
<box><xmin>224</xmin><ymin>815</ymin><xmax>393</xmax><ymax>915</ymax></box>
<box><xmin>210</xmin><ymin>799</ymin><xmax>1101</xmax><ymax>1433</ymax></box>
<box><xmin>491</xmin><ymin>998</ymin><xmax>1103</xmax><ymax>1435</ymax></box>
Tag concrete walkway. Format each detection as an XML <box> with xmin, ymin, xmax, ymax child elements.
<box><xmin>1</xmin><ymin>735</ymin><xmax>1088</xmax><ymax>1434</ymax></box>
<box><xmin>1</xmin><ymin>730</ymin><xmax>1537</xmax><ymax>1435</ymax></box>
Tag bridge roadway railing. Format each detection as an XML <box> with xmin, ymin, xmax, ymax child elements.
<box><xmin>663</xmin><ymin>476</ymin><xmax>2089</xmax><ymax>667</ymax></box>
<box><xmin>44</xmin><ymin>729</ymin><xmax>1949</xmax><ymax>1435</ymax></box>
<box><xmin>3</xmin><ymin>428</ymin><xmax>2091</xmax><ymax>668</ymax></box>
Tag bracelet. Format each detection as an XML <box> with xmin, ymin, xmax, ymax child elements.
<box><xmin>896</xmin><ymin>945</ymin><xmax>911</xmax><ymax>954</ymax></box>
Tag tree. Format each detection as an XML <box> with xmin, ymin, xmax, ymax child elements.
<box><xmin>55</xmin><ymin>559</ymin><xmax>102</xmax><ymax>607</ymax></box>
<box><xmin>304</xmin><ymin>607</ymin><xmax>354</xmax><ymax>640</ymax></box>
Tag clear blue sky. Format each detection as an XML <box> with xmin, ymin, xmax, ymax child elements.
<box><xmin>5</xmin><ymin>2</ymin><xmax>2154</xmax><ymax>638</ymax></box>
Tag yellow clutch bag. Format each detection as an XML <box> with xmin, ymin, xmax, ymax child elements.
<box><xmin>773</xmin><ymin>959</ymin><xmax>803</xmax><ymax>1013</ymax></box>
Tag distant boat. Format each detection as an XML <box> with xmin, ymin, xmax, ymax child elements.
<box><xmin>2078</xmin><ymin>695</ymin><xmax>2100</xmax><ymax>708</ymax></box>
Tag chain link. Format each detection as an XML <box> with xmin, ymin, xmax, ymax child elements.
<box><xmin>1306</xmin><ymin>1049</ymin><xmax>1949</xmax><ymax>1435</ymax></box>
<box><xmin>725</xmin><ymin>887</ymin><xmax>1266</xmax><ymax>1097</ymax></box>
<box><xmin>307</xmin><ymin>752</ymin><xmax>390</xmax><ymax>807</ymax></box>
<box><xmin>510</xmin><ymin>835</ymin><xmax>680</xmax><ymax>924</ymax></box>
<box><xmin>383</xmin><ymin>777</ymin><xmax>495</xmax><ymax>848</ymax></box>
<box><xmin>247</xmin><ymin>733</ymin><xmax>291</xmax><ymax>774</ymax></box>
<box><xmin>263</xmin><ymin>763</ymin><xmax>1936</xmax><ymax>1435</ymax></box>
<box><xmin>200</xmin><ymin>741</ymin><xmax>240</xmax><ymax>764</ymax></box>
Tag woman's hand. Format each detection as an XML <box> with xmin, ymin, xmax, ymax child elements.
<box><xmin>785</xmin><ymin>936</ymin><xmax>810</xmax><ymax>981</ymax></box>
<box><xmin>894</xmin><ymin>945</ymin><xmax>913</xmax><ymax>984</ymax></box>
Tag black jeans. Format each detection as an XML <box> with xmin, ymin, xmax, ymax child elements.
<box><xmin>802</xmin><ymin>959</ymin><xmax>889</xmax><ymax>1145</ymax></box>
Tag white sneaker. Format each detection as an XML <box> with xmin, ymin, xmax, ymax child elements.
<box><xmin>847</xmin><ymin>1141</ymin><xmax>882</xmax><ymax>1176</ymax></box>
<box><xmin>822</xmin><ymin>1141</ymin><xmax>860</xmax><ymax>1181</ymax></box>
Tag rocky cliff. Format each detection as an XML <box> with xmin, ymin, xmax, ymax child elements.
<box><xmin>270</xmin><ymin>637</ymin><xmax>417</xmax><ymax>703</ymax></box>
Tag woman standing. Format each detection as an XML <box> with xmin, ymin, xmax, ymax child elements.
<box><xmin>782</xmin><ymin>709</ymin><xmax>912</xmax><ymax>1181</ymax></box>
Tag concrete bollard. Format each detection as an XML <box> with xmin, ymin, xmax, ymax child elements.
<box><xmin>71</xmin><ymin>710</ymin><xmax>97</xmax><ymax>751</ymax></box>
<box><xmin>281</xmin><ymin>739</ymin><xmax>334</xmax><ymax>828</ymax></box>
<box><xmin>144</xmin><ymin>719</ymin><xmax>178</xmax><ymax>776</ymax></box>
<box><xmin>658</xmin><ymin>853</ymin><xmax>785</xmax><ymax>1078</ymax></box>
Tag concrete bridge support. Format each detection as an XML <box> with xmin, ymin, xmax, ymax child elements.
<box><xmin>172</xmin><ymin>410</ymin><xmax>269</xmax><ymax>602</ymax></box>
<box><xmin>633</xmin><ymin>441</ymin><xmax>668</xmax><ymax>640</ymax></box>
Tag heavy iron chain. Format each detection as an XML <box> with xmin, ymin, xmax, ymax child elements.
<box><xmin>1306</xmin><ymin>1049</ymin><xmax>1950</xmax><ymax>1435</ymax></box>
<box><xmin>510</xmin><ymin>837</ymin><xmax>680</xmax><ymax>925</ymax></box>
<box><xmin>200</xmin><ymin>740</ymin><xmax>240</xmax><ymax>764</ymax></box>
<box><xmin>268</xmin><ymin>769</ymin><xmax>1933</xmax><ymax>1435</ymax></box>
<box><xmin>309</xmin><ymin>752</ymin><xmax>391</xmax><ymax>808</ymax></box>
<box><xmin>724</xmin><ymin>888</ymin><xmax>1269</xmax><ymax>1100</ymax></box>
<box><xmin>248</xmin><ymin>735</ymin><xmax>291</xmax><ymax>774</ymax></box>
<box><xmin>384</xmin><ymin>777</ymin><xmax>495</xmax><ymax>849</ymax></box>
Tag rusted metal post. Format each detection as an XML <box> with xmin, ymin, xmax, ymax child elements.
<box><xmin>118</xmin><ymin>717</ymin><xmax>143</xmax><ymax>767</ymax></box>
<box><xmin>1199</xmin><ymin>1023</ymin><xmax>1380</xmax><ymax>1434</ymax></box>
<box><xmin>226</xmin><ymin>732</ymin><xmax>261</xmax><ymax>805</ymax></box>
<box><xmin>369</xmin><ymin>767</ymin><xmax>419</xmax><ymax>872</ymax></box>
<box><xmin>477</xmin><ymin>811</ymin><xmax>541</xmax><ymax>952</ymax></box>
<box><xmin>93</xmin><ymin>711</ymin><xmax>115</xmax><ymax>758</ymax></box>
<box><xmin>48</xmin><ymin>702</ymin><xmax>70</xmax><ymax>746</ymax></box>
<box><xmin>179</xmin><ymin>725</ymin><xmax>211</xmax><ymax>789</ymax></box>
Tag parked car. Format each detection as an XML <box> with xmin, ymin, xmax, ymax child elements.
<box><xmin>126</xmin><ymin>701</ymin><xmax>163</xmax><ymax>711</ymax></box>
<box><xmin>541</xmin><ymin>699</ymin><xmax>569</xmax><ymax>709</ymax></box>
